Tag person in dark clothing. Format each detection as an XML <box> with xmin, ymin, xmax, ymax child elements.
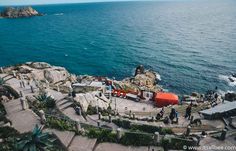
<box><xmin>156</xmin><ymin>107</ymin><xmax>165</xmax><ymax>120</ymax></box>
<box><xmin>185</xmin><ymin>105</ymin><xmax>192</xmax><ymax>120</ymax></box>
<box><xmin>169</xmin><ymin>107</ymin><xmax>177</xmax><ymax>123</ymax></box>
<box><xmin>214</xmin><ymin>93</ymin><xmax>218</xmax><ymax>101</ymax></box>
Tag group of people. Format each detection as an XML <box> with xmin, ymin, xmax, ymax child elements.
<box><xmin>156</xmin><ymin>104</ymin><xmax>192</xmax><ymax>124</ymax></box>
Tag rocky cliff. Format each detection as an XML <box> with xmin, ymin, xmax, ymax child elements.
<box><xmin>0</xmin><ymin>6</ymin><xmax>42</xmax><ymax>18</ymax></box>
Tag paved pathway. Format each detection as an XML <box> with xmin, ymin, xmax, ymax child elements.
<box><xmin>4</xmin><ymin>99</ymin><xmax>41</xmax><ymax>133</ymax></box>
<box><xmin>1</xmin><ymin>74</ymin><xmax>41</xmax><ymax>133</ymax></box>
<box><xmin>94</xmin><ymin>143</ymin><xmax>164</xmax><ymax>151</ymax></box>
<box><xmin>44</xmin><ymin>128</ymin><xmax>75</xmax><ymax>148</ymax></box>
<box><xmin>68</xmin><ymin>135</ymin><xmax>97</xmax><ymax>151</ymax></box>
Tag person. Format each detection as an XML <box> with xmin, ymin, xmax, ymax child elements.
<box><xmin>185</xmin><ymin>105</ymin><xmax>192</xmax><ymax>120</ymax></box>
<box><xmin>156</xmin><ymin>107</ymin><xmax>165</xmax><ymax>120</ymax></box>
<box><xmin>214</xmin><ymin>93</ymin><xmax>218</xmax><ymax>101</ymax></box>
<box><xmin>169</xmin><ymin>107</ymin><xmax>177</xmax><ymax>123</ymax></box>
<box><xmin>160</xmin><ymin>107</ymin><xmax>165</xmax><ymax>117</ymax></box>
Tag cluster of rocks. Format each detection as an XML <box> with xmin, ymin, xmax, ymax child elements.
<box><xmin>0</xmin><ymin>6</ymin><xmax>42</xmax><ymax>18</ymax></box>
<box><xmin>74</xmin><ymin>91</ymin><xmax>110</xmax><ymax>112</ymax></box>
<box><xmin>120</xmin><ymin>65</ymin><xmax>162</xmax><ymax>92</ymax></box>
<box><xmin>2</xmin><ymin>62</ymin><xmax>77</xmax><ymax>93</ymax></box>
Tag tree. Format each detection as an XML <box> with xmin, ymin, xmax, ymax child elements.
<box><xmin>16</xmin><ymin>125</ymin><xmax>54</xmax><ymax>151</ymax></box>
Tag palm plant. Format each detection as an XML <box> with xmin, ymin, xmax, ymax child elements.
<box><xmin>34</xmin><ymin>93</ymin><xmax>56</xmax><ymax>108</ymax></box>
<box><xmin>16</xmin><ymin>124</ymin><xmax>54</xmax><ymax>151</ymax></box>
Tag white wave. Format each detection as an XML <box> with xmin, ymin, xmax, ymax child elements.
<box><xmin>54</xmin><ymin>13</ymin><xmax>64</xmax><ymax>16</ymax></box>
<box><xmin>219</xmin><ymin>74</ymin><xmax>236</xmax><ymax>87</ymax></box>
<box><xmin>155</xmin><ymin>73</ymin><xmax>161</xmax><ymax>81</ymax></box>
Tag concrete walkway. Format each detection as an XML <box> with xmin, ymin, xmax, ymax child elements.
<box><xmin>44</xmin><ymin>128</ymin><xmax>76</xmax><ymax>148</ymax></box>
<box><xmin>1</xmin><ymin>74</ymin><xmax>41</xmax><ymax>133</ymax></box>
<box><xmin>95</xmin><ymin>143</ymin><xmax>164</xmax><ymax>151</ymax></box>
<box><xmin>4</xmin><ymin>100</ymin><xmax>41</xmax><ymax>133</ymax></box>
<box><xmin>69</xmin><ymin>135</ymin><xmax>97</xmax><ymax>151</ymax></box>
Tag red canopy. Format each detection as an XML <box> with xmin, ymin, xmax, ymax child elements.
<box><xmin>154</xmin><ymin>92</ymin><xmax>179</xmax><ymax>107</ymax></box>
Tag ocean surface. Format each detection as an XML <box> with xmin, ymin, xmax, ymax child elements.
<box><xmin>0</xmin><ymin>0</ymin><xmax>236</xmax><ymax>95</ymax></box>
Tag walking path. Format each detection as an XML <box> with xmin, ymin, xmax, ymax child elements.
<box><xmin>1</xmin><ymin>74</ymin><xmax>41</xmax><ymax>133</ymax></box>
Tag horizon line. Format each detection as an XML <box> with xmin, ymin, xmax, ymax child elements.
<box><xmin>0</xmin><ymin>0</ymin><xmax>190</xmax><ymax>7</ymax></box>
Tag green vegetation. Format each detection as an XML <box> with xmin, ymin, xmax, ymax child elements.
<box><xmin>120</xmin><ymin>132</ymin><xmax>153</xmax><ymax>146</ymax></box>
<box><xmin>0</xmin><ymin>125</ymin><xmax>66</xmax><ymax>151</ymax></box>
<box><xmin>46</xmin><ymin>116</ymin><xmax>77</xmax><ymax>132</ymax></box>
<box><xmin>0</xmin><ymin>126</ymin><xmax>19</xmax><ymax>138</ymax></box>
<box><xmin>86</xmin><ymin>104</ymin><xmax>113</xmax><ymax>116</ymax></box>
<box><xmin>112</xmin><ymin>119</ymin><xmax>131</xmax><ymax>129</ymax></box>
<box><xmin>0</xmin><ymin>101</ymin><xmax>6</xmax><ymax>116</ymax></box>
<box><xmin>0</xmin><ymin>77</ymin><xmax>6</xmax><ymax>85</ymax></box>
<box><xmin>87</xmin><ymin>128</ymin><xmax>117</xmax><ymax>143</ymax></box>
<box><xmin>0</xmin><ymin>127</ymin><xmax>20</xmax><ymax>151</ymax></box>
<box><xmin>34</xmin><ymin>93</ymin><xmax>56</xmax><ymax>109</ymax></box>
<box><xmin>160</xmin><ymin>137</ymin><xmax>197</xmax><ymax>150</ymax></box>
<box><xmin>112</xmin><ymin>118</ymin><xmax>173</xmax><ymax>135</ymax></box>
<box><xmin>86</xmin><ymin>127</ymin><xmax>154</xmax><ymax>146</ymax></box>
<box><xmin>16</xmin><ymin>125</ymin><xmax>54</xmax><ymax>151</ymax></box>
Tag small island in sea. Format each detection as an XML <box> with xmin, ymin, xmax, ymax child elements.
<box><xmin>0</xmin><ymin>6</ymin><xmax>42</xmax><ymax>18</ymax></box>
<box><xmin>0</xmin><ymin>62</ymin><xmax>235</xmax><ymax>151</ymax></box>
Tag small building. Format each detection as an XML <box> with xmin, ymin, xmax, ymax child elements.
<box><xmin>199</xmin><ymin>101</ymin><xmax>236</xmax><ymax>119</ymax></box>
<box><xmin>154</xmin><ymin>92</ymin><xmax>179</xmax><ymax>108</ymax></box>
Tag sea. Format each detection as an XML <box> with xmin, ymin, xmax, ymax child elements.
<box><xmin>0</xmin><ymin>0</ymin><xmax>235</xmax><ymax>95</ymax></box>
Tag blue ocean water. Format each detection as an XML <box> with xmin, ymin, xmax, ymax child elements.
<box><xmin>0</xmin><ymin>0</ymin><xmax>236</xmax><ymax>95</ymax></box>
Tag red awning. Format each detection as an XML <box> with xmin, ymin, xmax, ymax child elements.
<box><xmin>155</xmin><ymin>92</ymin><xmax>179</xmax><ymax>107</ymax></box>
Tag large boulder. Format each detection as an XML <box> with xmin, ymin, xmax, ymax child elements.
<box><xmin>29</xmin><ymin>62</ymin><xmax>51</xmax><ymax>69</ymax></box>
<box><xmin>44</xmin><ymin>67</ymin><xmax>69</xmax><ymax>83</ymax></box>
<box><xmin>74</xmin><ymin>92</ymin><xmax>110</xmax><ymax>112</ymax></box>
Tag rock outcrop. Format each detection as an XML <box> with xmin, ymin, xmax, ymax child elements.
<box><xmin>0</xmin><ymin>6</ymin><xmax>42</xmax><ymax>18</ymax></box>
<box><xmin>120</xmin><ymin>65</ymin><xmax>162</xmax><ymax>92</ymax></box>
<box><xmin>2</xmin><ymin>62</ymin><xmax>77</xmax><ymax>93</ymax></box>
<box><xmin>74</xmin><ymin>91</ymin><xmax>110</xmax><ymax>112</ymax></box>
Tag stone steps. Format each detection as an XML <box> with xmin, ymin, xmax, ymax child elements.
<box><xmin>43</xmin><ymin>129</ymin><xmax>76</xmax><ymax>148</ymax></box>
<box><xmin>59</xmin><ymin>102</ymin><xmax>73</xmax><ymax>111</ymax></box>
<box><xmin>56</xmin><ymin>99</ymin><xmax>74</xmax><ymax>110</ymax></box>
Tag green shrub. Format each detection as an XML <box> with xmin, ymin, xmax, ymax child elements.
<box><xmin>46</xmin><ymin>116</ymin><xmax>76</xmax><ymax>131</ymax></box>
<box><xmin>87</xmin><ymin>128</ymin><xmax>117</xmax><ymax>143</ymax></box>
<box><xmin>0</xmin><ymin>77</ymin><xmax>6</xmax><ymax>85</ymax></box>
<box><xmin>0</xmin><ymin>102</ymin><xmax>6</xmax><ymax>116</ymax></box>
<box><xmin>112</xmin><ymin>119</ymin><xmax>131</xmax><ymax>129</ymax></box>
<box><xmin>0</xmin><ymin>137</ymin><xmax>18</xmax><ymax>151</ymax></box>
<box><xmin>0</xmin><ymin>126</ymin><xmax>19</xmax><ymax>138</ymax></box>
<box><xmin>34</xmin><ymin>93</ymin><xmax>56</xmax><ymax>109</ymax></box>
<box><xmin>160</xmin><ymin>137</ymin><xmax>196</xmax><ymax>150</ymax></box>
<box><xmin>160</xmin><ymin>128</ymin><xmax>173</xmax><ymax>135</ymax></box>
<box><xmin>113</xmin><ymin>119</ymin><xmax>173</xmax><ymax>135</ymax></box>
<box><xmin>120</xmin><ymin>132</ymin><xmax>153</xmax><ymax>146</ymax></box>
<box><xmin>160</xmin><ymin>138</ymin><xmax>170</xmax><ymax>150</ymax></box>
<box><xmin>131</xmin><ymin>124</ymin><xmax>161</xmax><ymax>134</ymax></box>
<box><xmin>86</xmin><ymin>105</ymin><xmax>98</xmax><ymax>115</ymax></box>
<box><xmin>86</xmin><ymin>105</ymin><xmax>114</xmax><ymax>116</ymax></box>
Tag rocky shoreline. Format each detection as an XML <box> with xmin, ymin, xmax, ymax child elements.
<box><xmin>0</xmin><ymin>6</ymin><xmax>42</xmax><ymax>18</ymax></box>
<box><xmin>0</xmin><ymin>62</ymin><xmax>235</xmax><ymax>151</ymax></box>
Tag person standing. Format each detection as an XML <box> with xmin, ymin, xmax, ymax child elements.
<box><xmin>185</xmin><ymin>105</ymin><xmax>192</xmax><ymax>120</ymax></box>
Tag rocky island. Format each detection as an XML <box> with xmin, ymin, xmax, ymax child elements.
<box><xmin>0</xmin><ymin>62</ymin><xmax>235</xmax><ymax>151</ymax></box>
<box><xmin>0</xmin><ymin>6</ymin><xmax>42</xmax><ymax>18</ymax></box>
